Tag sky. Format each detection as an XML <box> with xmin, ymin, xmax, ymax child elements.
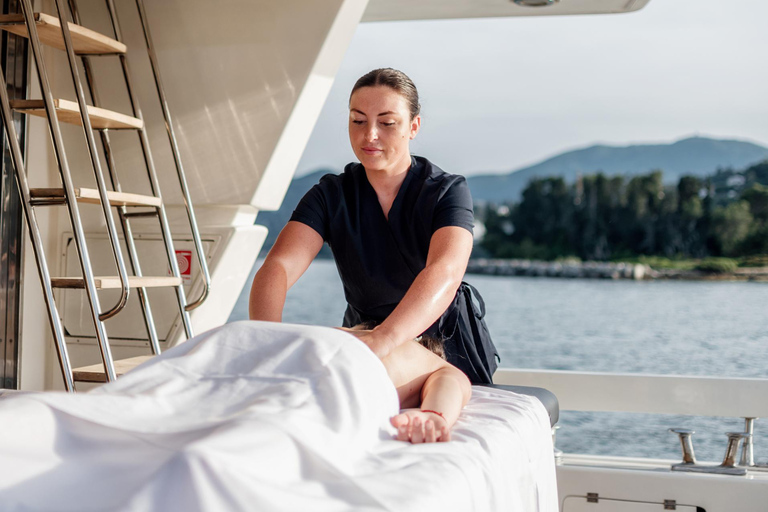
<box><xmin>295</xmin><ymin>0</ymin><xmax>768</xmax><ymax>177</ymax></box>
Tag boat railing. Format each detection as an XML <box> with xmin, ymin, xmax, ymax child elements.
<box><xmin>494</xmin><ymin>368</ymin><xmax>768</xmax><ymax>419</ymax></box>
<box><xmin>496</xmin><ymin>368</ymin><xmax>768</xmax><ymax>473</ymax></box>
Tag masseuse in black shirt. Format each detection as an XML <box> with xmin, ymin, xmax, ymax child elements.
<box><xmin>249</xmin><ymin>68</ymin><xmax>497</xmax><ymax>384</ymax></box>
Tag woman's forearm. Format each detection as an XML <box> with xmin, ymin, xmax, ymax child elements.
<box><xmin>248</xmin><ymin>260</ymin><xmax>289</xmax><ymax>321</ymax></box>
<box><xmin>248</xmin><ymin>221</ymin><xmax>324</xmax><ymax>322</ymax></box>
<box><xmin>374</xmin><ymin>261</ymin><xmax>463</xmax><ymax>347</ymax></box>
<box><xmin>420</xmin><ymin>367</ymin><xmax>471</xmax><ymax>428</ymax></box>
<box><xmin>370</xmin><ymin>226</ymin><xmax>472</xmax><ymax>353</ymax></box>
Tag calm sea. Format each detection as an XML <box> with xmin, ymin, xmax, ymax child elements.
<box><xmin>230</xmin><ymin>258</ymin><xmax>768</xmax><ymax>462</ymax></box>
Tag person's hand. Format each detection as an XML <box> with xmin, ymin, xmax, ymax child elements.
<box><xmin>337</xmin><ymin>327</ymin><xmax>397</xmax><ymax>359</ymax></box>
<box><xmin>390</xmin><ymin>409</ymin><xmax>451</xmax><ymax>443</ymax></box>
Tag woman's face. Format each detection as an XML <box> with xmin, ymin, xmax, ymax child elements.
<box><xmin>349</xmin><ymin>86</ymin><xmax>421</xmax><ymax>174</ymax></box>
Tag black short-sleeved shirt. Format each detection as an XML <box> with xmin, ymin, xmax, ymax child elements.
<box><xmin>290</xmin><ymin>155</ymin><xmax>474</xmax><ymax>327</ymax></box>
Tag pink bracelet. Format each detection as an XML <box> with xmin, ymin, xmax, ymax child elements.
<box><xmin>421</xmin><ymin>409</ymin><xmax>445</xmax><ymax>421</ymax></box>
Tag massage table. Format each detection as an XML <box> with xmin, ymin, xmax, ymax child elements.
<box><xmin>0</xmin><ymin>321</ymin><xmax>558</xmax><ymax>511</ymax></box>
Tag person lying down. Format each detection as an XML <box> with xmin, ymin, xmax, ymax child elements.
<box><xmin>344</xmin><ymin>324</ymin><xmax>471</xmax><ymax>444</ymax></box>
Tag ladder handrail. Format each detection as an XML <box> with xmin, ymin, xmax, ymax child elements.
<box><xmin>67</xmin><ymin>0</ymin><xmax>163</xmax><ymax>355</ymax></box>
<box><xmin>134</xmin><ymin>0</ymin><xmax>211</xmax><ymax>311</ymax></box>
<box><xmin>0</xmin><ymin>63</ymin><xmax>74</xmax><ymax>392</ymax></box>
<box><xmin>66</xmin><ymin>0</ymin><xmax>193</xmax><ymax>346</ymax></box>
<box><xmin>52</xmin><ymin>0</ymin><xmax>130</xmax><ymax>321</ymax></box>
<box><xmin>19</xmin><ymin>0</ymin><xmax>116</xmax><ymax>382</ymax></box>
<box><xmin>103</xmin><ymin>0</ymin><xmax>193</xmax><ymax>338</ymax></box>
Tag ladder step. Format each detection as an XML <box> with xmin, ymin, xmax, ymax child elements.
<box><xmin>51</xmin><ymin>276</ymin><xmax>182</xmax><ymax>289</ymax></box>
<box><xmin>73</xmin><ymin>355</ymin><xmax>153</xmax><ymax>383</ymax></box>
<box><xmin>10</xmin><ymin>99</ymin><xmax>142</xmax><ymax>130</ymax></box>
<box><xmin>30</xmin><ymin>187</ymin><xmax>162</xmax><ymax>207</ymax></box>
<box><xmin>0</xmin><ymin>12</ymin><xmax>126</xmax><ymax>55</ymax></box>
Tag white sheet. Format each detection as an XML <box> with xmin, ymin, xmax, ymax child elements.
<box><xmin>0</xmin><ymin>321</ymin><xmax>557</xmax><ymax>512</ymax></box>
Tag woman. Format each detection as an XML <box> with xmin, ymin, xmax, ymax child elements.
<box><xmin>249</xmin><ymin>68</ymin><xmax>498</xmax><ymax>442</ymax></box>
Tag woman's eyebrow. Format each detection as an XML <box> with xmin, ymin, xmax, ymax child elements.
<box><xmin>350</xmin><ymin>108</ymin><xmax>398</xmax><ymax>117</ymax></box>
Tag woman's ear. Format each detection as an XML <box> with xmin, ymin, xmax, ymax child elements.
<box><xmin>409</xmin><ymin>115</ymin><xmax>421</xmax><ymax>140</ymax></box>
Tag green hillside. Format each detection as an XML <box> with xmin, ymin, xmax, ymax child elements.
<box><xmin>467</xmin><ymin>136</ymin><xmax>768</xmax><ymax>204</ymax></box>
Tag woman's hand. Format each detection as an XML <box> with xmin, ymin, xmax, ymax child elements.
<box><xmin>338</xmin><ymin>327</ymin><xmax>397</xmax><ymax>359</ymax></box>
<box><xmin>390</xmin><ymin>409</ymin><xmax>451</xmax><ymax>443</ymax></box>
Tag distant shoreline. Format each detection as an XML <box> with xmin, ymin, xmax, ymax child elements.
<box><xmin>466</xmin><ymin>259</ymin><xmax>768</xmax><ymax>282</ymax></box>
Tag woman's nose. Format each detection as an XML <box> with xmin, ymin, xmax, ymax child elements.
<box><xmin>365</xmin><ymin>125</ymin><xmax>378</xmax><ymax>141</ymax></box>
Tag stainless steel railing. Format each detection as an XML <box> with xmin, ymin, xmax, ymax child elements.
<box><xmin>134</xmin><ymin>0</ymin><xmax>211</xmax><ymax>312</ymax></box>
<box><xmin>0</xmin><ymin>60</ymin><xmax>75</xmax><ymax>391</ymax></box>
<box><xmin>20</xmin><ymin>0</ymin><xmax>117</xmax><ymax>382</ymax></box>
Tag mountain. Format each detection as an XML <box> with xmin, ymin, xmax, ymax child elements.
<box><xmin>467</xmin><ymin>136</ymin><xmax>768</xmax><ymax>204</ymax></box>
<box><xmin>255</xmin><ymin>136</ymin><xmax>768</xmax><ymax>255</ymax></box>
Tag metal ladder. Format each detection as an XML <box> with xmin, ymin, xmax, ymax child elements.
<box><xmin>0</xmin><ymin>0</ymin><xmax>210</xmax><ymax>391</ymax></box>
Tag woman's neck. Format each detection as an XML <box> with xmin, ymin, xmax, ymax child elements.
<box><xmin>364</xmin><ymin>155</ymin><xmax>412</xmax><ymax>219</ymax></box>
<box><xmin>364</xmin><ymin>154</ymin><xmax>412</xmax><ymax>197</ymax></box>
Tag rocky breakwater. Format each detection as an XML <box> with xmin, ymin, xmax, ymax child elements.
<box><xmin>466</xmin><ymin>259</ymin><xmax>651</xmax><ymax>280</ymax></box>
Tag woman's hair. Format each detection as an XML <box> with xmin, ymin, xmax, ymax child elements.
<box><xmin>413</xmin><ymin>334</ymin><xmax>446</xmax><ymax>360</ymax></box>
<box><xmin>350</xmin><ymin>68</ymin><xmax>421</xmax><ymax>120</ymax></box>
<box><xmin>351</xmin><ymin>322</ymin><xmax>445</xmax><ymax>360</ymax></box>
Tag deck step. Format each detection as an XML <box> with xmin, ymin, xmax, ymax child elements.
<box><xmin>0</xmin><ymin>12</ymin><xmax>126</xmax><ymax>54</ymax></box>
<box><xmin>11</xmin><ymin>99</ymin><xmax>142</xmax><ymax>129</ymax></box>
<box><xmin>30</xmin><ymin>187</ymin><xmax>161</xmax><ymax>207</ymax></box>
<box><xmin>73</xmin><ymin>355</ymin><xmax>153</xmax><ymax>383</ymax></box>
<box><xmin>51</xmin><ymin>276</ymin><xmax>182</xmax><ymax>289</ymax></box>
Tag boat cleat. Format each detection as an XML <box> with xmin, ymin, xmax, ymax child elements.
<box><xmin>668</xmin><ymin>428</ymin><xmax>766</xmax><ymax>476</ymax></box>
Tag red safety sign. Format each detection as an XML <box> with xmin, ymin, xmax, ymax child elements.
<box><xmin>175</xmin><ymin>250</ymin><xmax>192</xmax><ymax>284</ymax></box>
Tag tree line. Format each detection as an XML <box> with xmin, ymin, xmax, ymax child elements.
<box><xmin>479</xmin><ymin>161</ymin><xmax>768</xmax><ymax>262</ymax></box>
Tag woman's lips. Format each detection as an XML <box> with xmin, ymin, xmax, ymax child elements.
<box><xmin>362</xmin><ymin>147</ymin><xmax>382</xmax><ymax>155</ymax></box>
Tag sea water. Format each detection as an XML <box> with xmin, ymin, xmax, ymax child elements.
<box><xmin>230</xmin><ymin>258</ymin><xmax>768</xmax><ymax>462</ymax></box>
